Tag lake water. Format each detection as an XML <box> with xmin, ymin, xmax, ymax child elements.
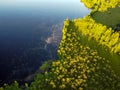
<box><xmin>0</xmin><ymin>0</ymin><xmax>90</xmax><ymax>85</ymax></box>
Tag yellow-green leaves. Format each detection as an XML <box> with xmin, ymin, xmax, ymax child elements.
<box><xmin>80</xmin><ymin>0</ymin><xmax>120</xmax><ymax>12</ymax></box>
<box><xmin>74</xmin><ymin>16</ymin><xmax>120</xmax><ymax>54</ymax></box>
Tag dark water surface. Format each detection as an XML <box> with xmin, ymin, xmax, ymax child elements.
<box><xmin>0</xmin><ymin>0</ymin><xmax>90</xmax><ymax>85</ymax></box>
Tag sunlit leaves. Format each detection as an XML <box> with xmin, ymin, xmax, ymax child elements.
<box><xmin>74</xmin><ymin>15</ymin><xmax>120</xmax><ymax>54</ymax></box>
<box><xmin>80</xmin><ymin>0</ymin><xmax>120</xmax><ymax>12</ymax></box>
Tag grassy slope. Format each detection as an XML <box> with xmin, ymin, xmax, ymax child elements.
<box><xmin>91</xmin><ymin>7</ymin><xmax>120</xmax><ymax>76</ymax></box>
<box><xmin>91</xmin><ymin>7</ymin><xmax>120</xmax><ymax>28</ymax></box>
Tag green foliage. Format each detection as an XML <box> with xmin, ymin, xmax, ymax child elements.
<box><xmin>74</xmin><ymin>15</ymin><xmax>120</xmax><ymax>76</ymax></box>
<box><xmin>29</xmin><ymin>19</ymin><xmax>120</xmax><ymax>90</ymax></box>
<box><xmin>0</xmin><ymin>81</ymin><xmax>22</xmax><ymax>90</ymax></box>
<box><xmin>79</xmin><ymin>33</ymin><xmax>120</xmax><ymax>76</ymax></box>
<box><xmin>39</xmin><ymin>60</ymin><xmax>54</xmax><ymax>73</ymax></box>
<box><xmin>29</xmin><ymin>72</ymin><xmax>55</xmax><ymax>90</ymax></box>
<box><xmin>80</xmin><ymin>0</ymin><xmax>120</xmax><ymax>12</ymax></box>
<box><xmin>29</xmin><ymin>74</ymin><xmax>46</xmax><ymax>90</ymax></box>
